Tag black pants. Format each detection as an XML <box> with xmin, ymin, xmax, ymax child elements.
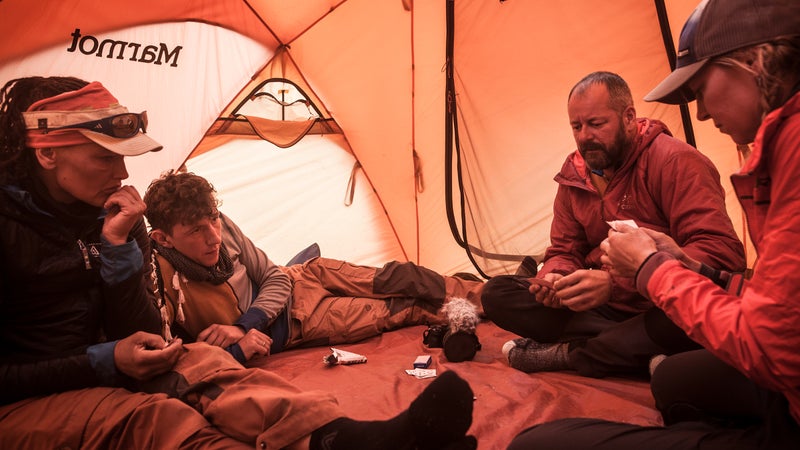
<box><xmin>481</xmin><ymin>275</ymin><xmax>700</xmax><ymax>378</ymax></box>
<box><xmin>507</xmin><ymin>350</ymin><xmax>800</xmax><ymax>450</ymax></box>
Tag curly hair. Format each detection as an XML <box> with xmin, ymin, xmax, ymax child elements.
<box><xmin>0</xmin><ymin>76</ymin><xmax>89</xmax><ymax>185</ymax></box>
<box><xmin>144</xmin><ymin>170</ymin><xmax>221</xmax><ymax>233</ymax></box>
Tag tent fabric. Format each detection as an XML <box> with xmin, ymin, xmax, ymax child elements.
<box><xmin>236</xmin><ymin>115</ymin><xmax>318</xmax><ymax>148</ymax></box>
<box><xmin>0</xmin><ymin>0</ymin><xmax>752</xmax><ymax>274</ymax></box>
<box><xmin>0</xmin><ymin>1</ymin><xmax>750</xmax><ymax>444</ymax></box>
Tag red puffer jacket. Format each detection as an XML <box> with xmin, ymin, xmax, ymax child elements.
<box><xmin>542</xmin><ymin>118</ymin><xmax>745</xmax><ymax>313</ymax></box>
<box><xmin>643</xmin><ymin>92</ymin><xmax>800</xmax><ymax>423</ymax></box>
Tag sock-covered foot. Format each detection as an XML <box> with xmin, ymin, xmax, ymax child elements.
<box><xmin>309</xmin><ymin>370</ymin><xmax>475</xmax><ymax>450</ymax></box>
<box><xmin>502</xmin><ymin>338</ymin><xmax>570</xmax><ymax>373</ymax></box>
<box><xmin>407</xmin><ymin>370</ymin><xmax>475</xmax><ymax>449</ymax></box>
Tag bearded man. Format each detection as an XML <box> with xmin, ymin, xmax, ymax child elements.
<box><xmin>481</xmin><ymin>71</ymin><xmax>745</xmax><ymax>379</ymax></box>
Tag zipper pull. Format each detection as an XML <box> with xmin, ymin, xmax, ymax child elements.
<box><xmin>77</xmin><ymin>239</ymin><xmax>92</xmax><ymax>270</ymax></box>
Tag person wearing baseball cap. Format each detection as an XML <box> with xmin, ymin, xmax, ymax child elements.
<box><xmin>3</xmin><ymin>78</ymin><xmax>161</xmax><ymax>210</ymax></box>
<box><xmin>644</xmin><ymin>0</ymin><xmax>800</xmax><ymax>106</ymax></box>
<box><xmin>508</xmin><ymin>1</ymin><xmax>800</xmax><ymax>449</ymax></box>
<box><xmin>0</xmin><ymin>76</ymin><xmax>186</xmax><ymax>444</ymax></box>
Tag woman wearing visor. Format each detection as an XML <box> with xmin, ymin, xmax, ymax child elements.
<box><xmin>507</xmin><ymin>0</ymin><xmax>800</xmax><ymax>449</ymax></box>
<box><xmin>0</xmin><ymin>77</ymin><xmax>477</xmax><ymax>450</ymax></box>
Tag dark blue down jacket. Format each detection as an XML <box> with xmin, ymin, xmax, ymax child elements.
<box><xmin>0</xmin><ymin>184</ymin><xmax>161</xmax><ymax>405</ymax></box>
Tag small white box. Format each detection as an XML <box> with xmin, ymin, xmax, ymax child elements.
<box><xmin>413</xmin><ymin>355</ymin><xmax>432</xmax><ymax>369</ymax></box>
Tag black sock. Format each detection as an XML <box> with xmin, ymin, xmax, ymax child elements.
<box><xmin>309</xmin><ymin>370</ymin><xmax>475</xmax><ymax>450</ymax></box>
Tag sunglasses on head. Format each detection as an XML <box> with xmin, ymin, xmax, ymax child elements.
<box><xmin>44</xmin><ymin>112</ymin><xmax>148</xmax><ymax>139</ymax></box>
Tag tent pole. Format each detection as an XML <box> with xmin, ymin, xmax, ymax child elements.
<box><xmin>654</xmin><ymin>0</ymin><xmax>696</xmax><ymax>148</ymax></box>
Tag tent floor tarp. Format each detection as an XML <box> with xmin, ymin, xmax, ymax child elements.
<box><xmin>255</xmin><ymin>321</ymin><xmax>662</xmax><ymax>449</ymax></box>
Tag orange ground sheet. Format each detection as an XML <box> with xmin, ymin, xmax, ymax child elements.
<box><xmin>250</xmin><ymin>321</ymin><xmax>663</xmax><ymax>449</ymax></box>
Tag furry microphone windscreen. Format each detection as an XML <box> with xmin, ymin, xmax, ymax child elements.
<box><xmin>440</xmin><ymin>297</ymin><xmax>480</xmax><ymax>335</ymax></box>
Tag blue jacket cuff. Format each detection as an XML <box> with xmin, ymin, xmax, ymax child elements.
<box><xmin>235</xmin><ymin>308</ymin><xmax>268</xmax><ymax>332</ymax></box>
<box><xmin>226</xmin><ymin>343</ymin><xmax>247</xmax><ymax>365</ymax></box>
<box><xmin>87</xmin><ymin>341</ymin><xmax>121</xmax><ymax>385</ymax></box>
<box><xmin>100</xmin><ymin>236</ymin><xmax>143</xmax><ymax>285</ymax></box>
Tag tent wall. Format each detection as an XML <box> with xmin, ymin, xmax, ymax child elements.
<box><xmin>0</xmin><ymin>0</ymin><xmax>752</xmax><ymax>276</ymax></box>
<box><xmin>447</xmin><ymin>0</ymin><xmax>749</xmax><ymax>274</ymax></box>
<box><xmin>185</xmin><ymin>135</ymin><xmax>408</xmax><ymax>266</ymax></box>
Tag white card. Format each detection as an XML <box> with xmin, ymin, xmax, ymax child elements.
<box><xmin>606</xmin><ymin>219</ymin><xmax>639</xmax><ymax>231</ymax></box>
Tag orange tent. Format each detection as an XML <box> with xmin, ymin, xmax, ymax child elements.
<box><xmin>0</xmin><ymin>0</ymin><xmax>749</xmax><ymax>275</ymax></box>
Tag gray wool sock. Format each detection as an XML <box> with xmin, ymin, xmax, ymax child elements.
<box><xmin>504</xmin><ymin>338</ymin><xmax>570</xmax><ymax>373</ymax></box>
